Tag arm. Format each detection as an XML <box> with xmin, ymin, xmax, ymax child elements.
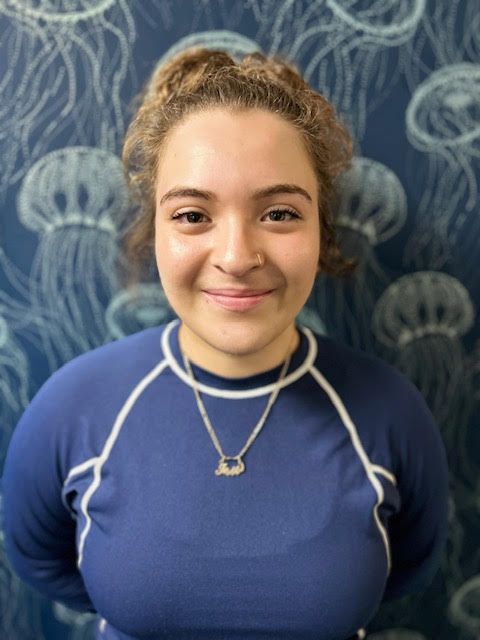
<box><xmin>1</xmin><ymin>372</ymin><xmax>97</xmax><ymax>613</ymax></box>
<box><xmin>382</xmin><ymin>378</ymin><xmax>450</xmax><ymax>601</ymax></box>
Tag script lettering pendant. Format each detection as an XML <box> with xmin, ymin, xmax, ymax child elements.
<box><xmin>215</xmin><ymin>455</ymin><xmax>245</xmax><ymax>477</ymax></box>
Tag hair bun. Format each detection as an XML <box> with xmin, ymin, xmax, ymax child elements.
<box><xmin>145</xmin><ymin>47</ymin><xmax>236</xmax><ymax>104</ymax></box>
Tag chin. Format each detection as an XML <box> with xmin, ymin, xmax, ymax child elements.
<box><xmin>209</xmin><ymin>335</ymin><xmax>264</xmax><ymax>357</ymax></box>
<box><xmin>204</xmin><ymin>326</ymin><xmax>269</xmax><ymax>356</ymax></box>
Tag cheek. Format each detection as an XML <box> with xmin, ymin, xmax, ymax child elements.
<box><xmin>282</xmin><ymin>236</ymin><xmax>319</xmax><ymax>274</ymax></box>
<box><xmin>155</xmin><ymin>232</ymin><xmax>202</xmax><ymax>286</ymax></box>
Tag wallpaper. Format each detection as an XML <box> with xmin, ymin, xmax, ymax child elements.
<box><xmin>0</xmin><ymin>1</ymin><xmax>478</xmax><ymax>638</ymax></box>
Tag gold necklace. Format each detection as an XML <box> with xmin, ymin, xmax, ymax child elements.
<box><xmin>181</xmin><ymin>337</ymin><xmax>294</xmax><ymax>477</ymax></box>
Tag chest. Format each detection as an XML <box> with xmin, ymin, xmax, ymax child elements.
<box><xmin>68</xmin><ymin>392</ymin><xmax>391</xmax><ymax>639</ymax></box>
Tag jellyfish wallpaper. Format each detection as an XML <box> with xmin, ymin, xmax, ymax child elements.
<box><xmin>0</xmin><ymin>1</ymin><xmax>478</xmax><ymax>638</ymax></box>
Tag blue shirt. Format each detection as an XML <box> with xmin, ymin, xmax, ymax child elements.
<box><xmin>2</xmin><ymin>319</ymin><xmax>449</xmax><ymax>640</ymax></box>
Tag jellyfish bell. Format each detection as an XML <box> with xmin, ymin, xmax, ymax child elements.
<box><xmin>335</xmin><ymin>157</ymin><xmax>407</xmax><ymax>249</ymax></box>
<box><xmin>332</xmin><ymin>157</ymin><xmax>406</xmax><ymax>278</ymax></box>
<box><xmin>17</xmin><ymin>147</ymin><xmax>130</xmax><ymax>235</ymax></box>
<box><xmin>371</xmin><ymin>271</ymin><xmax>474</xmax><ymax>350</ymax></box>
<box><xmin>1</xmin><ymin>0</ymin><xmax>118</xmax><ymax>23</ymax></box>
<box><xmin>406</xmin><ymin>63</ymin><xmax>480</xmax><ymax>152</ymax></box>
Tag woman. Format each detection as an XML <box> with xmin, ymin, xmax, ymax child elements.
<box><xmin>2</xmin><ymin>48</ymin><xmax>449</xmax><ymax>640</ymax></box>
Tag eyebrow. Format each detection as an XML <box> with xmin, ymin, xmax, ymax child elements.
<box><xmin>158</xmin><ymin>183</ymin><xmax>313</xmax><ymax>206</ymax></box>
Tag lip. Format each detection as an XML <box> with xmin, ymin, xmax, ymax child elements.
<box><xmin>203</xmin><ymin>288</ymin><xmax>273</xmax><ymax>297</ymax></box>
<box><xmin>203</xmin><ymin>289</ymin><xmax>274</xmax><ymax>311</ymax></box>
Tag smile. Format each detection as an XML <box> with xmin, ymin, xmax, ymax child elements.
<box><xmin>203</xmin><ymin>290</ymin><xmax>274</xmax><ymax>311</ymax></box>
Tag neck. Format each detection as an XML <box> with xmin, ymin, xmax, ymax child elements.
<box><xmin>178</xmin><ymin>322</ymin><xmax>300</xmax><ymax>379</ymax></box>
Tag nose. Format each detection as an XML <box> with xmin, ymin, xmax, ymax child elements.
<box><xmin>212</xmin><ymin>216</ymin><xmax>262</xmax><ymax>276</ymax></box>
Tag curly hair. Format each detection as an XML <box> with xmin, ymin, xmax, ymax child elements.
<box><xmin>120</xmin><ymin>47</ymin><xmax>358</xmax><ymax>287</ymax></box>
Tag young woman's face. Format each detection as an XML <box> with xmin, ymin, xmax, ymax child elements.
<box><xmin>154</xmin><ymin>107</ymin><xmax>320</xmax><ymax>370</ymax></box>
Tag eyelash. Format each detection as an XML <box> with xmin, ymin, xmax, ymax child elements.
<box><xmin>171</xmin><ymin>208</ymin><xmax>301</xmax><ymax>224</ymax></box>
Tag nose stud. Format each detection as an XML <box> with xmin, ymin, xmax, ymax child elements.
<box><xmin>256</xmin><ymin>252</ymin><xmax>264</xmax><ymax>267</ymax></box>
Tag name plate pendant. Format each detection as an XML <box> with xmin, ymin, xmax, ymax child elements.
<box><xmin>215</xmin><ymin>455</ymin><xmax>245</xmax><ymax>477</ymax></box>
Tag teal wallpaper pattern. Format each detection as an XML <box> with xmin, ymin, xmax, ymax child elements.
<box><xmin>0</xmin><ymin>1</ymin><xmax>478</xmax><ymax>638</ymax></box>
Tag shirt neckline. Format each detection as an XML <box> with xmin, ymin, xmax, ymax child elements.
<box><xmin>160</xmin><ymin>318</ymin><xmax>317</xmax><ymax>398</ymax></box>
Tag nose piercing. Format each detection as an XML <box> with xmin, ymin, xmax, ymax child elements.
<box><xmin>256</xmin><ymin>252</ymin><xmax>264</xmax><ymax>267</ymax></box>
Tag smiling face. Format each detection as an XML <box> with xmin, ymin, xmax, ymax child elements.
<box><xmin>154</xmin><ymin>107</ymin><xmax>320</xmax><ymax>377</ymax></box>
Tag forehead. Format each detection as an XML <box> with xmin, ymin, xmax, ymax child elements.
<box><xmin>155</xmin><ymin>108</ymin><xmax>317</xmax><ymax>197</ymax></box>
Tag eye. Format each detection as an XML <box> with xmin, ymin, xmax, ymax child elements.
<box><xmin>171</xmin><ymin>208</ymin><xmax>301</xmax><ymax>224</ymax></box>
<box><xmin>264</xmin><ymin>208</ymin><xmax>300</xmax><ymax>222</ymax></box>
<box><xmin>171</xmin><ymin>211</ymin><xmax>207</xmax><ymax>224</ymax></box>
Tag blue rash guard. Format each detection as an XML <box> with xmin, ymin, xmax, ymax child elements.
<box><xmin>2</xmin><ymin>319</ymin><xmax>449</xmax><ymax>640</ymax></box>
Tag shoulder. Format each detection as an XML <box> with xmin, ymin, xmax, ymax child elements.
<box><xmin>29</xmin><ymin>324</ymin><xmax>170</xmax><ymax>410</ymax></box>
<box><xmin>9</xmin><ymin>324</ymin><xmax>172</xmax><ymax>471</ymax></box>
<box><xmin>307</xmin><ymin>328</ymin><xmax>419</xmax><ymax>400</ymax></box>
<box><xmin>59</xmin><ymin>323</ymin><xmax>165</xmax><ymax>374</ymax></box>
<box><xmin>305</xmin><ymin>327</ymin><xmax>436</xmax><ymax>437</ymax></box>
<box><xmin>305</xmin><ymin>328</ymin><xmax>445</xmax><ymax>476</ymax></box>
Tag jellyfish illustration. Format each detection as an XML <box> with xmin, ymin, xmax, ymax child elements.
<box><xmin>371</xmin><ymin>271</ymin><xmax>475</xmax><ymax>481</ymax></box>
<box><xmin>105</xmin><ymin>283</ymin><xmax>176</xmax><ymax>340</ymax></box>
<box><xmin>134</xmin><ymin>0</ymin><xmax>174</xmax><ymax>31</ymax></box>
<box><xmin>374</xmin><ymin>476</ymin><xmax>464</xmax><ymax>631</ymax></box>
<box><xmin>296</xmin><ymin>305</ymin><xmax>327</xmax><ymax>337</ymax></box>
<box><xmin>154</xmin><ymin>29</ymin><xmax>261</xmax><ymax>74</ymax></box>
<box><xmin>442</xmin><ymin>489</ymin><xmax>465</xmax><ymax>592</ymax></box>
<box><xmin>0</xmin><ymin>501</ymin><xmax>44</xmax><ymax>640</ymax></box>
<box><xmin>401</xmin><ymin>1</ymin><xmax>480</xmax><ymax>91</ymax></box>
<box><xmin>187</xmin><ymin>0</ymin><xmax>248</xmax><ymax>31</ymax></box>
<box><xmin>448</xmin><ymin>575</ymin><xmax>480</xmax><ymax>637</ymax></box>
<box><xmin>312</xmin><ymin>157</ymin><xmax>407</xmax><ymax>351</ymax></box>
<box><xmin>443</xmin><ymin>474</ymin><xmax>480</xmax><ymax>604</ymax></box>
<box><xmin>261</xmin><ymin>0</ymin><xmax>426</xmax><ymax>138</ymax></box>
<box><xmin>0</xmin><ymin>315</ymin><xmax>30</xmax><ymax>474</ymax></box>
<box><xmin>17</xmin><ymin>146</ymin><xmax>130</xmax><ymax>369</ymax></box>
<box><xmin>463</xmin><ymin>340</ymin><xmax>480</xmax><ymax>490</ymax></box>
<box><xmin>404</xmin><ymin>63</ymin><xmax>480</xmax><ymax>273</ymax></box>
<box><xmin>52</xmin><ymin>602</ymin><xmax>96</xmax><ymax>640</ymax></box>
<box><xmin>471</xmin><ymin>338</ymin><xmax>480</xmax><ymax>414</ymax></box>
<box><xmin>0</xmin><ymin>0</ymin><xmax>138</xmax><ymax>197</ymax></box>
<box><xmin>0</xmin><ymin>246</ymin><xmax>72</xmax><ymax>377</ymax></box>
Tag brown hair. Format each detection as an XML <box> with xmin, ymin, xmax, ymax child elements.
<box><xmin>120</xmin><ymin>47</ymin><xmax>358</xmax><ymax>287</ymax></box>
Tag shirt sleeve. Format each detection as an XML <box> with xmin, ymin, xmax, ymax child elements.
<box><xmin>1</xmin><ymin>369</ymin><xmax>97</xmax><ymax>613</ymax></box>
<box><xmin>381</xmin><ymin>375</ymin><xmax>450</xmax><ymax>601</ymax></box>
